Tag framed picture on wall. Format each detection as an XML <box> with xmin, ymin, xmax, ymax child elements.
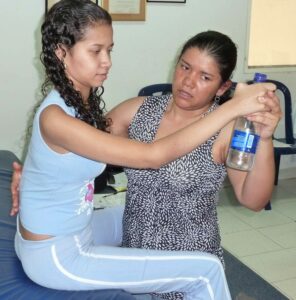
<box><xmin>45</xmin><ymin>0</ymin><xmax>98</xmax><ymax>13</ymax></box>
<box><xmin>101</xmin><ymin>0</ymin><xmax>146</xmax><ymax>21</ymax></box>
<box><xmin>147</xmin><ymin>0</ymin><xmax>186</xmax><ymax>3</ymax></box>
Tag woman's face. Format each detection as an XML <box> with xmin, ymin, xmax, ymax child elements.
<box><xmin>172</xmin><ymin>47</ymin><xmax>228</xmax><ymax>112</ymax></box>
<box><xmin>61</xmin><ymin>23</ymin><xmax>113</xmax><ymax>99</ymax></box>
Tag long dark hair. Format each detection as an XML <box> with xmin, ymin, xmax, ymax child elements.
<box><xmin>41</xmin><ymin>0</ymin><xmax>112</xmax><ymax>130</ymax></box>
<box><xmin>177</xmin><ymin>30</ymin><xmax>237</xmax><ymax>104</ymax></box>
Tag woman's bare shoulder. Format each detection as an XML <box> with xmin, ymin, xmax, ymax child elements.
<box><xmin>107</xmin><ymin>96</ymin><xmax>146</xmax><ymax>137</ymax></box>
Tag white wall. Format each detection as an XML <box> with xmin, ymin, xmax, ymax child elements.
<box><xmin>1</xmin><ymin>0</ymin><xmax>295</xmax><ymax>170</ymax></box>
<box><xmin>0</xmin><ymin>1</ymin><xmax>44</xmax><ymax>158</ymax></box>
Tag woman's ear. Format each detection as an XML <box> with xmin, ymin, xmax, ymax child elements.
<box><xmin>216</xmin><ymin>80</ymin><xmax>233</xmax><ymax>96</ymax></box>
<box><xmin>55</xmin><ymin>44</ymin><xmax>66</xmax><ymax>61</ymax></box>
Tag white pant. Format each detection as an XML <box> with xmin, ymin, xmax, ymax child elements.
<box><xmin>15</xmin><ymin>207</ymin><xmax>231</xmax><ymax>300</ymax></box>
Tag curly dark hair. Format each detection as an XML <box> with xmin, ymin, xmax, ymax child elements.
<box><xmin>40</xmin><ymin>0</ymin><xmax>112</xmax><ymax>130</ymax></box>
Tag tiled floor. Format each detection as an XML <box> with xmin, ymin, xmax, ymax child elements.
<box><xmin>219</xmin><ymin>173</ymin><xmax>296</xmax><ymax>300</ymax></box>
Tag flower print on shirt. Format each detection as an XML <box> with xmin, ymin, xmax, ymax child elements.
<box><xmin>85</xmin><ymin>183</ymin><xmax>94</xmax><ymax>202</ymax></box>
<box><xmin>76</xmin><ymin>180</ymin><xmax>94</xmax><ymax>215</ymax></box>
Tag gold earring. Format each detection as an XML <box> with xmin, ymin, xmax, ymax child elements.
<box><xmin>61</xmin><ymin>59</ymin><xmax>67</xmax><ymax>70</ymax></box>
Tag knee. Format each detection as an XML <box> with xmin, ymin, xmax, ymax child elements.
<box><xmin>204</xmin><ymin>254</ymin><xmax>225</xmax><ymax>275</ymax></box>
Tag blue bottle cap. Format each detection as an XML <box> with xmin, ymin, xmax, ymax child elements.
<box><xmin>254</xmin><ymin>72</ymin><xmax>267</xmax><ymax>82</ymax></box>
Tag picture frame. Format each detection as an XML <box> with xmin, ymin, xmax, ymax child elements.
<box><xmin>147</xmin><ymin>0</ymin><xmax>186</xmax><ymax>3</ymax></box>
<box><xmin>45</xmin><ymin>0</ymin><xmax>98</xmax><ymax>14</ymax></box>
<box><xmin>101</xmin><ymin>0</ymin><xmax>146</xmax><ymax>21</ymax></box>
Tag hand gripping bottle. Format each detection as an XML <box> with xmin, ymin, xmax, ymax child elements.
<box><xmin>226</xmin><ymin>73</ymin><xmax>267</xmax><ymax>171</ymax></box>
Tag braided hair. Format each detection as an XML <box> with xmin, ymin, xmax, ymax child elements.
<box><xmin>40</xmin><ymin>0</ymin><xmax>112</xmax><ymax>130</ymax></box>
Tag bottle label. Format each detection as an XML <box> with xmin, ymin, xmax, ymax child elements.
<box><xmin>230</xmin><ymin>130</ymin><xmax>260</xmax><ymax>153</ymax></box>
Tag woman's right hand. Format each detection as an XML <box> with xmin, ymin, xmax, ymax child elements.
<box><xmin>231</xmin><ymin>82</ymin><xmax>276</xmax><ymax>116</ymax></box>
<box><xmin>10</xmin><ymin>162</ymin><xmax>23</xmax><ymax>216</ymax></box>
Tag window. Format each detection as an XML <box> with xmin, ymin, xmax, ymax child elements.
<box><xmin>248</xmin><ymin>0</ymin><xmax>296</xmax><ymax>68</ymax></box>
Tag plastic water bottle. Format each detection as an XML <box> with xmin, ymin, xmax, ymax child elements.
<box><xmin>226</xmin><ymin>73</ymin><xmax>267</xmax><ymax>171</ymax></box>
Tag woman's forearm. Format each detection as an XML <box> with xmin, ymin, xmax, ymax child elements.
<box><xmin>149</xmin><ymin>102</ymin><xmax>239</xmax><ymax>168</ymax></box>
<box><xmin>238</xmin><ymin>138</ymin><xmax>275</xmax><ymax>210</ymax></box>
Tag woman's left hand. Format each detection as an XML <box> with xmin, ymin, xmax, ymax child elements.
<box><xmin>246</xmin><ymin>91</ymin><xmax>282</xmax><ymax>140</ymax></box>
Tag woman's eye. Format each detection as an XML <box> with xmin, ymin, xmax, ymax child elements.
<box><xmin>181</xmin><ymin>63</ymin><xmax>189</xmax><ymax>70</ymax></box>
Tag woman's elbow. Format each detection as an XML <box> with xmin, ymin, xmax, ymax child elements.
<box><xmin>248</xmin><ymin>205</ymin><xmax>265</xmax><ymax>212</ymax></box>
<box><xmin>241</xmin><ymin>197</ymin><xmax>272</xmax><ymax>212</ymax></box>
<box><xmin>140</xmin><ymin>145</ymin><xmax>168</xmax><ymax>169</ymax></box>
<box><xmin>144</xmin><ymin>157</ymin><xmax>163</xmax><ymax>169</ymax></box>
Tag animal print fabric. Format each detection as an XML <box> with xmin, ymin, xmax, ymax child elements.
<box><xmin>123</xmin><ymin>95</ymin><xmax>227</xmax><ymax>299</ymax></box>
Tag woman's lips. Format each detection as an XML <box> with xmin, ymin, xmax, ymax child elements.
<box><xmin>178</xmin><ymin>89</ymin><xmax>192</xmax><ymax>99</ymax></box>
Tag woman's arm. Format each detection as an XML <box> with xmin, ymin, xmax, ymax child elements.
<box><xmin>41</xmin><ymin>82</ymin><xmax>275</xmax><ymax>170</ymax></box>
<box><xmin>10</xmin><ymin>83</ymin><xmax>275</xmax><ymax>216</ymax></box>
<box><xmin>226</xmin><ymin>91</ymin><xmax>282</xmax><ymax>211</ymax></box>
<box><xmin>10</xmin><ymin>161</ymin><xmax>22</xmax><ymax>216</ymax></box>
<box><xmin>106</xmin><ymin>96</ymin><xmax>145</xmax><ymax>137</ymax></box>
<box><xmin>9</xmin><ymin>97</ymin><xmax>145</xmax><ymax>217</ymax></box>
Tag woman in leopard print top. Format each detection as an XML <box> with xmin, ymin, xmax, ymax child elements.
<box><xmin>109</xmin><ymin>30</ymin><xmax>281</xmax><ymax>299</ymax></box>
<box><xmin>123</xmin><ymin>95</ymin><xmax>226</xmax><ymax>263</ymax></box>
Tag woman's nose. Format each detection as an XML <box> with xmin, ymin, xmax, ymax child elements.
<box><xmin>101</xmin><ymin>51</ymin><xmax>112</xmax><ymax>69</ymax></box>
<box><xmin>183</xmin><ymin>72</ymin><xmax>196</xmax><ymax>87</ymax></box>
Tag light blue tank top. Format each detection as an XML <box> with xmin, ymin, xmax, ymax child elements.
<box><xmin>20</xmin><ymin>90</ymin><xmax>106</xmax><ymax>236</ymax></box>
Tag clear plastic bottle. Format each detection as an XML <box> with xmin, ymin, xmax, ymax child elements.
<box><xmin>226</xmin><ymin>73</ymin><xmax>267</xmax><ymax>171</ymax></box>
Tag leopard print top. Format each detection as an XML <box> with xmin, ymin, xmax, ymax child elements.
<box><xmin>122</xmin><ymin>95</ymin><xmax>227</xmax><ymax>298</ymax></box>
